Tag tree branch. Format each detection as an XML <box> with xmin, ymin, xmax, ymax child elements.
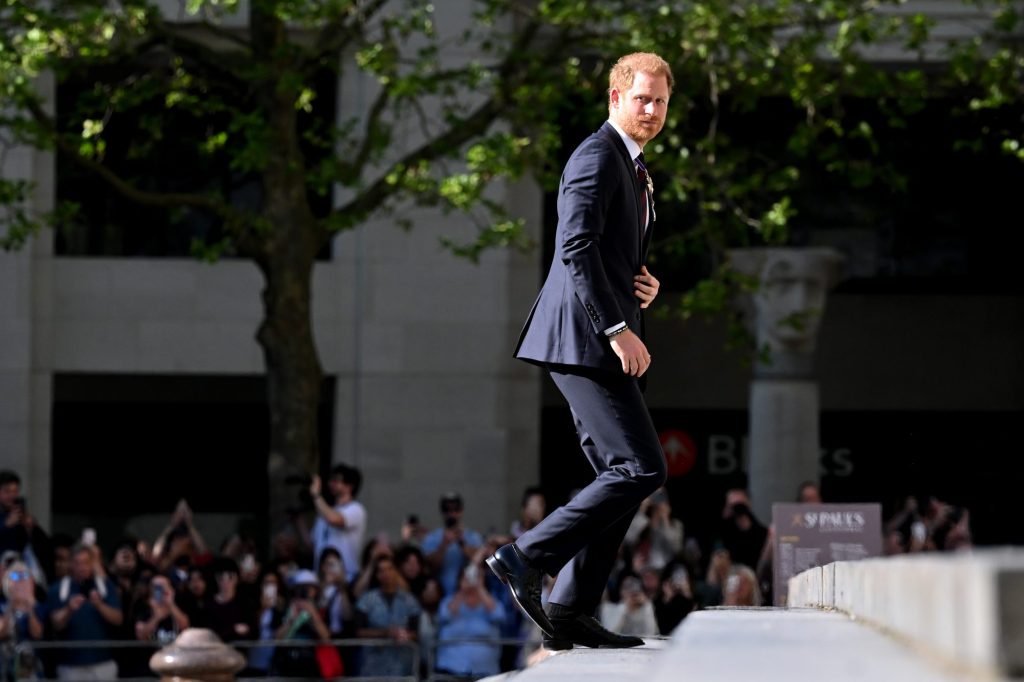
<box><xmin>149</xmin><ymin>19</ymin><xmax>252</xmax><ymax>88</ymax></box>
<box><xmin>306</xmin><ymin>0</ymin><xmax>390</xmax><ymax>69</ymax></box>
<box><xmin>328</xmin><ymin>14</ymin><xmax>548</xmax><ymax>230</ymax></box>
<box><xmin>332</xmin><ymin>98</ymin><xmax>501</xmax><ymax>226</ymax></box>
<box><xmin>342</xmin><ymin>85</ymin><xmax>391</xmax><ymax>182</ymax></box>
<box><xmin>22</xmin><ymin>95</ymin><xmax>241</xmax><ymax>223</ymax></box>
<box><xmin>192</xmin><ymin>18</ymin><xmax>254</xmax><ymax>51</ymax></box>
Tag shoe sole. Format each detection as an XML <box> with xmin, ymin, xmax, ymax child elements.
<box><xmin>486</xmin><ymin>554</ymin><xmax>555</xmax><ymax>637</ymax></box>
<box><xmin>542</xmin><ymin>638</ymin><xmax>574</xmax><ymax>651</ymax></box>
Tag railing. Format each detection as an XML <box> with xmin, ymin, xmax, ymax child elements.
<box><xmin>425</xmin><ymin>637</ymin><xmax>539</xmax><ymax>682</ymax></box>
<box><xmin>1</xmin><ymin>635</ymin><xmax>538</xmax><ymax>681</ymax></box>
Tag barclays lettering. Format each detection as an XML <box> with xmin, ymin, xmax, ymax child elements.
<box><xmin>703</xmin><ymin>435</ymin><xmax>854</xmax><ymax>477</ymax></box>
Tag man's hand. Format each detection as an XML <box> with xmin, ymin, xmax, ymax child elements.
<box><xmin>634</xmin><ymin>266</ymin><xmax>660</xmax><ymax>309</ymax></box>
<box><xmin>309</xmin><ymin>474</ymin><xmax>322</xmax><ymax>498</ymax></box>
<box><xmin>609</xmin><ymin>329</ymin><xmax>651</xmax><ymax>377</ymax></box>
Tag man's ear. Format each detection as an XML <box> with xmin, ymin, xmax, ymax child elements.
<box><xmin>609</xmin><ymin>87</ymin><xmax>620</xmax><ymax>110</ymax></box>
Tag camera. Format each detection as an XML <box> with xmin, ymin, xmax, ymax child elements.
<box><xmin>407</xmin><ymin>514</ymin><xmax>419</xmax><ymax>526</ymax></box>
<box><xmin>444</xmin><ymin>516</ymin><xmax>458</xmax><ymax>529</ymax></box>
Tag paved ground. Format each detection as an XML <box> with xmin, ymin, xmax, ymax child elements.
<box><xmin>479</xmin><ymin>637</ymin><xmax>669</xmax><ymax>682</ymax></box>
<box><xmin>480</xmin><ymin>608</ymin><xmax>996</xmax><ymax>682</ymax></box>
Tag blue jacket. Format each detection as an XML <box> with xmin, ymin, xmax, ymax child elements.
<box><xmin>514</xmin><ymin>122</ymin><xmax>652</xmax><ymax>371</ymax></box>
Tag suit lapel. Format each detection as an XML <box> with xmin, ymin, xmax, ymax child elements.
<box><xmin>597</xmin><ymin>123</ymin><xmax>645</xmax><ymax>262</ymax></box>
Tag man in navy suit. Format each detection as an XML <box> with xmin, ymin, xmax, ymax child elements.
<box><xmin>486</xmin><ymin>53</ymin><xmax>672</xmax><ymax>649</ymax></box>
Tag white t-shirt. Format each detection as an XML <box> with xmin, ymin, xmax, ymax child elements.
<box><xmin>312</xmin><ymin>499</ymin><xmax>366</xmax><ymax>581</ymax></box>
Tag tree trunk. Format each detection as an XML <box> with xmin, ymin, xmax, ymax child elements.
<box><xmin>256</xmin><ymin>225</ymin><xmax>323</xmax><ymax>542</ymax></box>
<box><xmin>248</xmin><ymin>5</ymin><xmax>330</xmax><ymax>546</ymax></box>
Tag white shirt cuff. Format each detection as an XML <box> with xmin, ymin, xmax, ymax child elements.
<box><xmin>603</xmin><ymin>322</ymin><xmax>627</xmax><ymax>336</ymax></box>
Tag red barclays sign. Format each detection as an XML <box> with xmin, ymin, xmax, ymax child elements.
<box><xmin>659</xmin><ymin>429</ymin><xmax>697</xmax><ymax>478</ymax></box>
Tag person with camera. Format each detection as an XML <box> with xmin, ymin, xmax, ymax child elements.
<box><xmin>601</xmin><ymin>575</ymin><xmax>658</xmax><ymax>638</ymax></box>
<box><xmin>435</xmin><ymin>561</ymin><xmax>507</xmax><ymax>678</ymax></box>
<box><xmin>45</xmin><ymin>542</ymin><xmax>123</xmax><ymax>679</ymax></box>
<box><xmin>716</xmin><ymin>488</ymin><xmax>768</xmax><ymax>571</ymax></box>
<box><xmin>151</xmin><ymin>500</ymin><xmax>211</xmax><ymax>583</ymax></box>
<box><xmin>272</xmin><ymin>569</ymin><xmax>333</xmax><ymax>678</ymax></box>
<box><xmin>132</xmin><ymin>574</ymin><xmax>188</xmax><ymax>645</ymax></box>
<box><xmin>244</xmin><ymin>568</ymin><xmax>285</xmax><ymax>676</ymax></box>
<box><xmin>354</xmin><ymin>555</ymin><xmax>421</xmax><ymax>677</ymax></box>
<box><xmin>309</xmin><ymin>463</ymin><xmax>366</xmax><ymax>583</ymax></box>
<box><xmin>627</xmin><ymin>488</ymin><xmax>684</xmax><ymax>572</ymax></box>
<box><xmin>423</xmin><ymin>493</ymin><xmax>483</xmax><ymax>596</ymax></box>
<box><xmin>0</xmin><ymin>470</ymin><xmax>53</xmax><ymax>587</ymax></box>
<box><xmin>654</xmin><ymin>561</ymin><xmax>694</xmax><ymax>634</ymax></box>
<box><xmin>0</xmin><ymin>560</ymin><xmax>45</xmax><ymax>679</ymax></box>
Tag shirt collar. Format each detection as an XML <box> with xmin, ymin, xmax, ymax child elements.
<box><xmin>607</xmin><ymin>119</ymin><xmax>642</xmax><ymax>163</ymax></box>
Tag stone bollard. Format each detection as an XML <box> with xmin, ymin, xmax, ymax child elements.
<box><xmin>150</xmin><ymin>628</ymin><xmax>246</xmax><ymax>682</ymax></box>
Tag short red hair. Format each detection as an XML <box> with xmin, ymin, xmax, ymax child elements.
<box><xmin>608</xmin><ymin>52</ymin><xmax>674</xmax><ymax>98</ymax></box>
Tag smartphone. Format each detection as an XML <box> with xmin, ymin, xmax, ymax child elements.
<box><xmin>263</xmin><ymin>583</ymin><xmax>277</xmax><ymax>601</ymax></box>
<box><xmin>671</xmin><ymin>566</ymin><xmax>688</xmax><ymax>587</ymax></box>
<box><xmin>81</xmin><ymin>528</ymin><xmax>97</xmax><ymax>547</ymax></box>
<box><xmin>464</xmin><ymin>564</ymin><xmax>480</xmax><ymax>585</ymax></box>
<box><xmin>152</xmin><ymin>584</ymin><xmax>165</xmax><ymax>603</ymax></box>
<box><xmin>725</xmin><ymin>574</ymin><xmax>740</xmax><ymax>594</ymax></box>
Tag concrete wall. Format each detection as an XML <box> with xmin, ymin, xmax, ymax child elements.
<box><xmin>788</xmin><ymin>551</ymin><xmax>1024</xmax><ymax>677</ymax></box>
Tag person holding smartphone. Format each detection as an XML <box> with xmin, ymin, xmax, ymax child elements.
<box><xmin>133</xmin><ymin>574</ymin><xmax>189</xmax><ymax>644</ymax></box>
<box><xmin>245</xmin><ymin>569</ymin><xmax>285</xmax><ymax>676</ymax></box>
<box><xmin>309</xmin><ymin>463</ymin><xmax>367</xmax><ymax>583</ymax></box>
<box><xmin>0</xmin><ymin>471</ymin><xmax>53</xmax><ymax>586</ymax></box>
<box><xmin>423</xmin><ymin>493</ymin><xmax>483</xmax><ymax>596</ymax></box>
<box><xmin>45</xmin><ymin>543</ymin><xmax>124</xmax><ymax>679</ymax></box>
<box><xmin>435</xmin><ymin>561</ymin><xmax>507</xmax><ymax>678</ymax></box>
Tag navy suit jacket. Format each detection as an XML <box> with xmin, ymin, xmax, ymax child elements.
<box><xmin>514</xmin><ymin>122</ymin><xmax>653</xmax><ymax>372</ymax></box>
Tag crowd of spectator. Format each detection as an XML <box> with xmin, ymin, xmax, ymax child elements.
<box><xmin>0</xmin><ymin>466</ymin><xmax>972</xmax><ymax>680</ymax></box>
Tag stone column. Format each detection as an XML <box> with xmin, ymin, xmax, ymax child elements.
<box><xmin>150</xmin><ymin>628</ymin><xmax>246</xmax><ymax>682</ymax></box>
<box><xmin>728</xmin><ymin>248</ymin><xmax>842</xmax><ymax>522</ymax></box>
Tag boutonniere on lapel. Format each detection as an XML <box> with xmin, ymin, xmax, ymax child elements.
<box><xmin>646</xmin><ymin>174</ymin><xmax>656</xmax><ymax>223</ymax></box>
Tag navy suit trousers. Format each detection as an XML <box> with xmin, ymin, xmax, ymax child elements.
<box><xmin>516</xmin><ymin>365</ymin><xmax>667</xmax><ymax>615</ymax></box>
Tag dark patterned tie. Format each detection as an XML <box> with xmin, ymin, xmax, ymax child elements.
<box><xmin>636</xmin><ymin>152</ymin><xmax>650</xmax><ymax>229</ymax></box>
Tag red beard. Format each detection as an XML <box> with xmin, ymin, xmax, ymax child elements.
<box><xmin>619</xmin><ymin>115</ymin><xmax>663</xmax><ymax>144</ymax></box>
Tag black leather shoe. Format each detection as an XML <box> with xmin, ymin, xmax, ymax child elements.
<box><xmin>485</xmin><ymin>544</ymin><xmax>554</xmax><ymax>636</ymax></box>
<box><xmin>542</xmin><ymin>633</ymin><xmax>574</xmax><ymax>651</ymax></box>
<box><xmin>546</xmin><ymin>611</ymin><xmax>645</xmax><ymax>649</ymax></box>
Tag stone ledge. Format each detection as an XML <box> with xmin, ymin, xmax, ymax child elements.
<box><xmin>788</xmin><ymin>548</ymin><xmax>1024</xmax><ymax>678</ymax></box>
<box><xmin>481</xmin><ymin>608</ymin><xmax>973</xmax><ymax>682</ymax></box>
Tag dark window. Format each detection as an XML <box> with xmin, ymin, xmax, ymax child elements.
<box><xmin>55</xmin><ymin>57</ymin><xmax>336</xmax><ymax>259</ymax></box>
<box><xmin>51</xmin><ymin>373</ymin><xmax>336</xmax><ymax>547</ymax></box>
